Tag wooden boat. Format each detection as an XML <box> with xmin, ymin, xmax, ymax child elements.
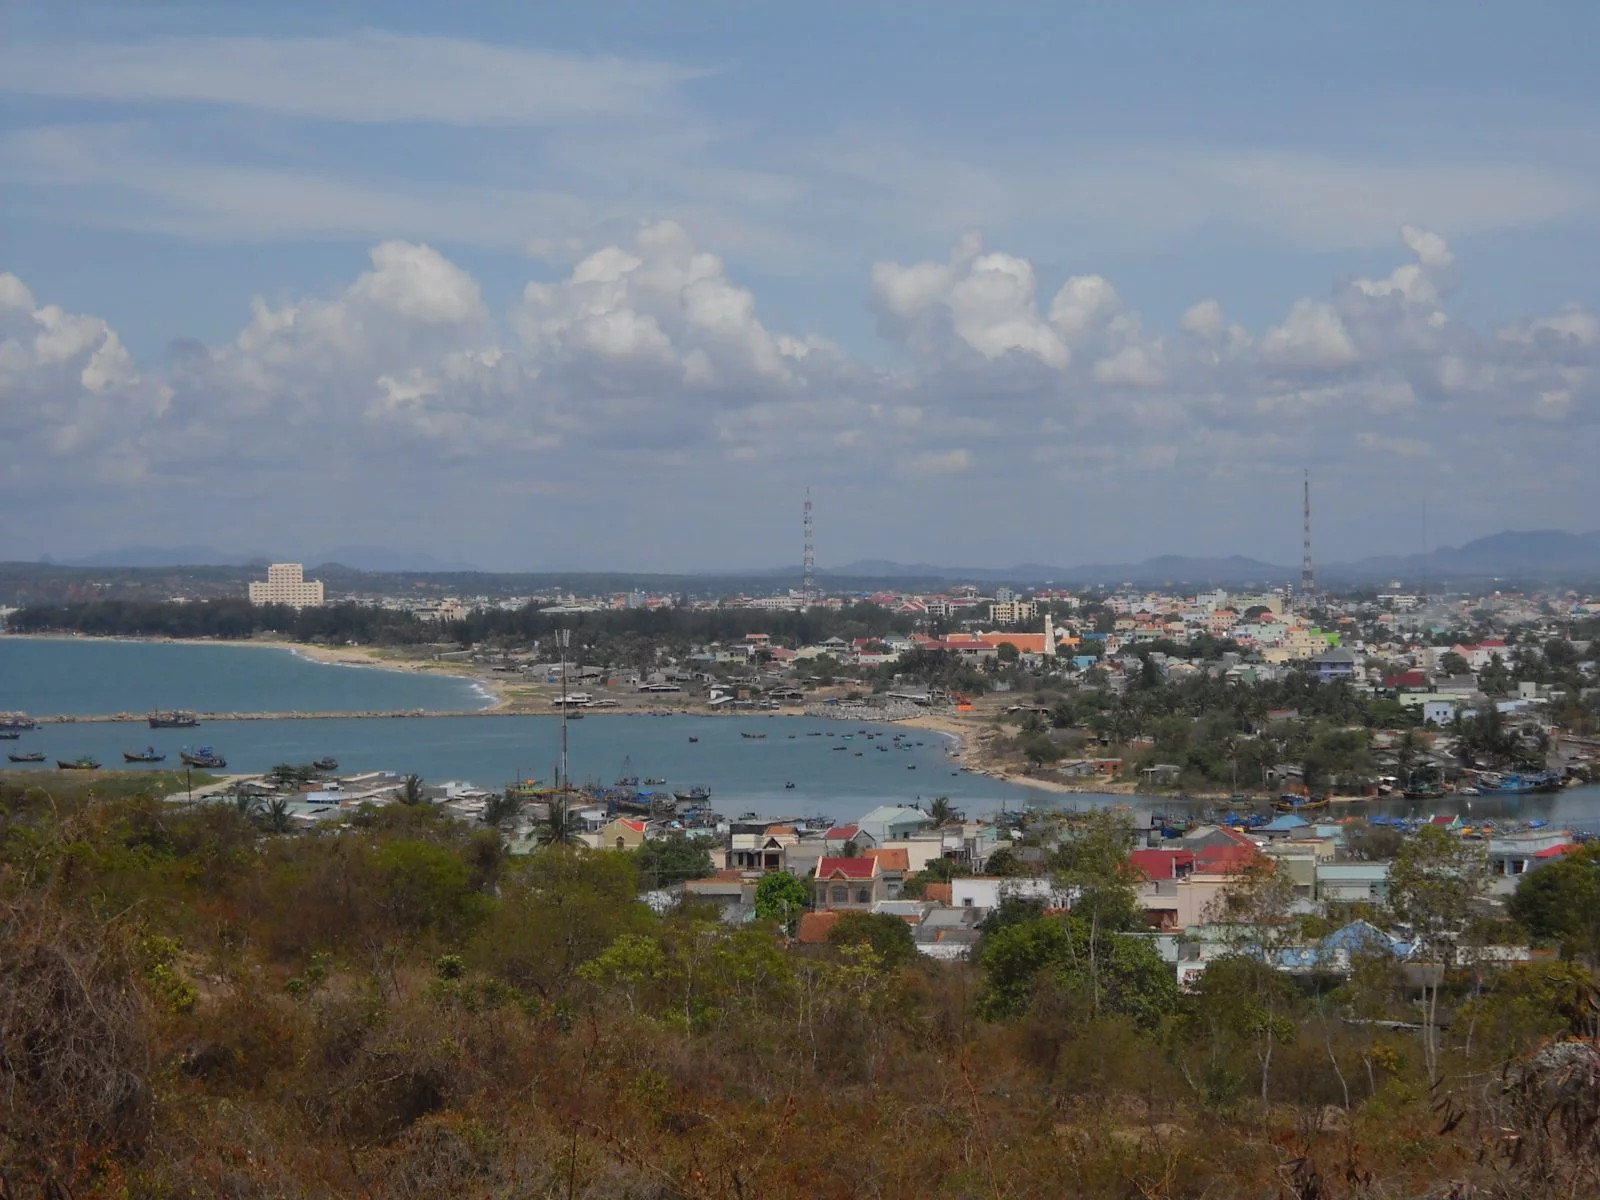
<box><xmin>7</xmin><ymin>751</ymin><xmax>45</xmax><ymax>763</ymax></box>
<box><xmin>180</xmin><ymin>746</ymin><xmax>227</xmax><ymax>769</ymax></box>
<box><xmin>313</xmin><ymin>757</ymin><xmax>338</xmax><ymax>772</ymax></box>
<box><xmin>123</xmin><ymin>747</ymin><xmax>166</xmax><ymax>763</ymax></box>
<box><xmin>149</xmin><ymin>710</ymin><xmax>199</xmax><ymax>729</ymax></box>
<box><xmin>57</xmin><ymin>756</ymin><xmax>101</xmax><ymax>770</ymax></box>
<box><xmin>0</xmin><ymin>730</ymin><xmax>19</xmax><ymax>741</ymax></box>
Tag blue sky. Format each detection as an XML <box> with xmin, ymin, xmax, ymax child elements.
<box><xmin>2</xmin><ymin>2</ymin><xmax>1598</xmax><ymax>571</ymax></box>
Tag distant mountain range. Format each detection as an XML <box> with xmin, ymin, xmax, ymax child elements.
<box><xmin>57</xmin><ymin>545</ymin><xmax>481</xmax><ymax>573</ymax></box>
<box><xmin>41</xmin><ymin>529</ymin><xmax>1600</xmax><ymax>586</ymax></box>
<box><xmin>826</xmin><ymin>530</ymin><xmax>1600</xmax><ymax>586</ymax></box>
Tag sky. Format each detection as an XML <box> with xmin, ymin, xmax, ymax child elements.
<box><xmin>2</xmin><ymin>1</ymin><xmax>1599</xmax><ymax>573</ymax></box>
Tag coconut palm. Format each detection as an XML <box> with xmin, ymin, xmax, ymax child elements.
<box><xmin>537</xmin><ymin>792</ymin><xmax>582</xmax><ymax>847</ymax></box>
<box><xmin>481</xmin><ymin>786</ymin><xmax>525</xmax><ymax>831</ymax></box>
<box><xmin>262</xmin><ymin>796</ymin><xmax>293</xmax><ymax>834</ymax></box>
<box><xmin>233</xmin><ymin>789</ymin><xmax>263</xmax><ymax>821</ymax></box>
<box><xmin>396</xmin><ymin>774</ymin><xmax>427</xmax><ymax>806</ymax></box>
<box><xmin>928</xmin><ymin>796</ymin><xmax>963</xmax><ymax>827</ymax></box>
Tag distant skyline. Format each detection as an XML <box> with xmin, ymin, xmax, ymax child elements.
<box><xmin>2</xmin><ymin>3</ymin><xmax>1598</xmax><ymax>571</ymax></box>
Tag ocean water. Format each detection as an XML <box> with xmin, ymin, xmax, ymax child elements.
<box><xmin>5</xmin><ymin>637</ymin><xmax>1599</xmax><ymax>825</ymax></box>
<box><xmin>0</xmin><ymin>636</ymin><xmax>485</xmax><ymax>715</ymax></box>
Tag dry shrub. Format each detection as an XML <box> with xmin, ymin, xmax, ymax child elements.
<box><xmin>0</xmin><ymin>893</ymin><xmax>154</xmax><ymax>1181</ymax></box>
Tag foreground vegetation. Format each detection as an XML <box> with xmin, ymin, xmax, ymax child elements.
<box><xmin>5</xmin><ymin>776</ymin><xmax>1600</xmax><ymax>1197</ymax></box>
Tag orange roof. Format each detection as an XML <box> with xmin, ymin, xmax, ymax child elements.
<box><xmin>923</xmin><ymin>882</ymin><xmax>953</xmax><ymax>905</ymax></box>
<box><xmin>766</xmin><ymin>825</ymin><xmax>796</xmax><ymax>836</ymax></box>
<box><xmin>865</xmin><ymin>848</ymin><xmax>910</xmax><ymax>871</ymax></box>
<box><xmin>796</xmin><ymin>911</ymin><xmax>844</xmax><ymax>944</ymax></box>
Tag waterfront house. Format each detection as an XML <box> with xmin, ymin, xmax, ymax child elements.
<box><xmin>814</xmin><ymin>856</ymin><xmax>884</xmax><ymax>910</ymax></box>
<box><xmin>601</xmin><ymin>817</ymin><xmax>649</xmax><ymax>852</ymax></box>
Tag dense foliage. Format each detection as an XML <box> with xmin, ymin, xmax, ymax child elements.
<box><xmin>4</xmin><ymin>774</ymin><xmax>1600</xmax><ymax>1197</ymax></box>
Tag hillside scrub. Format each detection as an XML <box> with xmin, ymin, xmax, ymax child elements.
<box><xmin>4</xmin><ymin>775</ymin><xmax>1600</xmax><ymax>1197</ymax></box>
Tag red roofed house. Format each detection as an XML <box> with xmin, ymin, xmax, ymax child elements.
<box><xmin>824</xmin><ymin>824</ymin><xmax>875</xmax><ymax>852</ymax></box>
<box><xmin>600</xmin><ymin>816</ymin><xmax>649</xmax><ymax>851</ymax></box>
<box><xmin>796</xmin><ymin>911</ymin><xmax>844</xmax><ymax>944</ymax></box>
<box><xmin>814</xmin><ymin>856</ymin><xmax>884</xmax><ymax>910</ymax></box>
<box><xmin>1129</xmin><ymin>848</ymin><xmax>1196</xmax><ymax>882</ymax></box>
<box><xmin>864</xmin><ymin>847</ymin><xmax>910</xmax><ymax>899</ymax></box>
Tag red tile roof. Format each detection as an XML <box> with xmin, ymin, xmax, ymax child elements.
<box><xmin>1192</xmin><ymin>843</ymin><xmax>1260</xmax><ymax>873</ymax></box>
<box><xmin>796</xmin><ymin>911</ymin><xmax>844</xmax><ymax>944</ymax></box>
<box><xmin>1535</xmin><ymin>843</ymin><xmax>1575</xmax><ymax>859</ymax></box>
<box><xmin>824</xmin><ymin>824</ymin><xmax>860</xmax><ymax>841</ymax></box>
<box><xmin>1129</xmin><ymin>848</ymin><xmax>1196</xmax><ymax>880</ymax></box>
<box><xmin>923</xmin><ymin>882</ymin><xmax>953</xmax><ymax>905</ymax></box>
<box><xmin>613</xmin><ymin>818</ymin><xmax>646</xmax><ymax>833</ymax></box>
<box><xmin>865</xmin><ymin>848</ymin><xmax>910</xmax><ymax>872</ymax></box>
<box><xmin>817</xmin><ymin>856</ymin><xmax>879</xmax><ymax>880</ymax></box>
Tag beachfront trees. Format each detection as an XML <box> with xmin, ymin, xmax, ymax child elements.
<box><xmin>927</xmin><ymin>795</ymin><xmax>962</xmax><ymax>826</ymax></box>
<box><xmin>396</xmin><ymin>773</ymin><xmax>426</xmax><ymax>806</ymax></box>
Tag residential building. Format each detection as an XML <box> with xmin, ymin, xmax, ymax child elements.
<box><xmin>814</xmin><ymin>856</ymin><xmax>884</xmax><ymax>909</ymax></box>
<box><xmin>248</xmin><ymin>563</ymin><xmax>325</xmax><ymax>608</ymax></box>
<box><xmin>988</xmin><ymin>599</ymin><xmax>1038</xmax><ymax>625</ymax></box>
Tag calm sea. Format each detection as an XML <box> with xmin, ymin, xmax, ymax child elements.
<box><xmin>5</xmin><ymin>637</ymin><xmax>1599</xmax><ymax>825</ymax></box>
<box><xmin>0</xmin><ymin>637</ymin><xmax>1061</xmax><ymax>819</ymax></box>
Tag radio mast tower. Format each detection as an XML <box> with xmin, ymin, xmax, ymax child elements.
<box><xmin>802</xmin><ymin>487</ymin><xmax>816</xmax><ymax>604</ymax></box>
<box><xmin>1301</xmin><ymin>469</ymin><xmax>1315</xmax><ymax>598</ymax></box>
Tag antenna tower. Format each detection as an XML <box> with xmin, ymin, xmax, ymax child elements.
<box><xmin>1301</xmin><ymin>469</ymin><xmax>1315</xmax><ymax>597</ymax></box>
<box><xmin>802</xmin><ymin>487</ymin><xmax>816</xmax><ymax>602</ymax></box>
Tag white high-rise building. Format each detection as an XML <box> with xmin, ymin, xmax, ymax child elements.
<box><xmin>249</xmin><ymin>563</ymin><xmax>325</xmax><ymax>608</ymax></box>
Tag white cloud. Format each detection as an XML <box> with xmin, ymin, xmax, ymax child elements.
<box><xmin>5</xmin><ymin>224</ymin><xmax>1600</xmax><ymax>564</ymax></box>
<box><xmin>1259</xmin><ymin>299</ymin><xmax>1359</xmax><ymax>371</ymax></box>
<box><xmin>0</xmin><ymin>33</ymin><xmax>702</xmax><ymax>126</ymax></box>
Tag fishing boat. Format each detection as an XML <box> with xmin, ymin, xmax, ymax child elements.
<box><xmin>122</xmin><ymin>747</ymin><xmax>166</xmax><ymax>763</ymax></box>
<box><xmin>644</xmin><ymin>776</ymin><xmax>667</xmax><ymax>786</ymax></box>
<box><xmin>674</xmin><ymin>785</ymin><xmax>713</xmax><ymax>803</ymax></box>
<box><xmin>57</xmin><ymin>756</ymin><xmax>101</xmax><ymax>770</ymax></box>
<box><xmin>687</xmin><ymin>736</ymin><xmax>699</xmax><ymax>743</ymax></box>
<box><xmin>7</xmin><ymin>751</ymin><xmax>45</xmax><ymax>763</ymax></box>
<box><xmin>180</xmin><ymin>746</ymin><xmax>227</xmax><ymax>769</ymax></box>
<box><xmin>740</xmin><ymin>732</ymin><xmax>767</xmax><ymax>740</ymax></box>
<box><xmin>0</xmin><ymin>713</ymin><xmax>38</xmax><ymax>731</ymax></box>
<box><xmin>313</xmin><ymin>757</ymin><xmax>338</xmax><ymax>772</ymax></box>
<box><xmin>784</xmin><ymin>781</ymin><xmax>796</xmax><ymax>789</ymax></box>
<box><xmin>0</xmin><ymin>730</ymin><xmax>19</xmax><ymax>741</ymax></box>
<box><xmin>1274</xmin><ymin>794</ymin><xmax>1329</xmax><ymax>813</ymax></box>
<box><xmin>149</xmin><ymin>710</ymin><xmax>199</xmax><ymax>729</ymax></box>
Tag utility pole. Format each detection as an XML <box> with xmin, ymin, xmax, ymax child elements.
<box><xmin>556</xmin><ymin>628</ymin><xmax>571</xmax><ymax>791</ymax></box>
<box><xmin>802</xmin><ymin>487</ymin><xmax>815</xmax><ymax>604</ymax></box>
<box><xmin>1301</xmin><ymin>469</ymin><xmax>1315</xmax><ymax>599</ymax></box>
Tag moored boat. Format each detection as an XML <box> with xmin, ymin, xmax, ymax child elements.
<box><xmin>180</xmin><ymin>746</ymin><xmax>227</xmax><ymax>769</ymax></box>
<box><xmin>0</xmin><ymin>712</ymin><xmax>38</xmax><ymax>731</ymax></box>
<box><xmin>123</xmin><ymin>747</ymin><xmax>166</xmax><ymax>763</ymax></box>
<box><xmin>673</xmin><ymin>785</ymin><xmax>713</xmax><ymax>803</ymax></box>
<box><xmin>0</xmin><ymin>730</ymin><xmax>19</xmax><ymax>741</ymax></box>
<box><xmin>57</xmin><ymin>756</ymin><xmax>101</xmax><ymax>770</ymax></box>
<box><xmin>149</xmin><ymin>710</ymin><xmax>199</xmax><ymax>729</ymax></box>
<box><xmin>7</xmin><ymin>750</ymin><xmax>45</xmax><ymax>763</ymax></box>
<box><xmin>313</xmin><ymin>757</ymin><xmax>338</xmax><ymax>772</ymax></box>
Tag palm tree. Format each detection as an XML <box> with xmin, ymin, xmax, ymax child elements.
<box><xmin>396</xmin><ymin>774</ymin><xmax>427</xmax><ymax>806</ymax></box>
<box><xmin>480</xmin><ymin>786</ymin><xmax>525</xmax><ymax>831</ymax></box>
<box><xmin>928</xmin><ymin>796</ymin><xmax>963</xmax><ymax>827</ymax></box>
<box><xmin>233</xmin><ymin>789</ymin><xmax>263</xmax><ymax>822</ymax></box>
<box><xmin>537</xmin><ymin>791</ymin><xmax>582</xmax><ymax>847</ymax></box>
<box><xmin>262</xmin><ymin>796</ymin><xmax>293</xmax><ymax>834</ymax></box>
